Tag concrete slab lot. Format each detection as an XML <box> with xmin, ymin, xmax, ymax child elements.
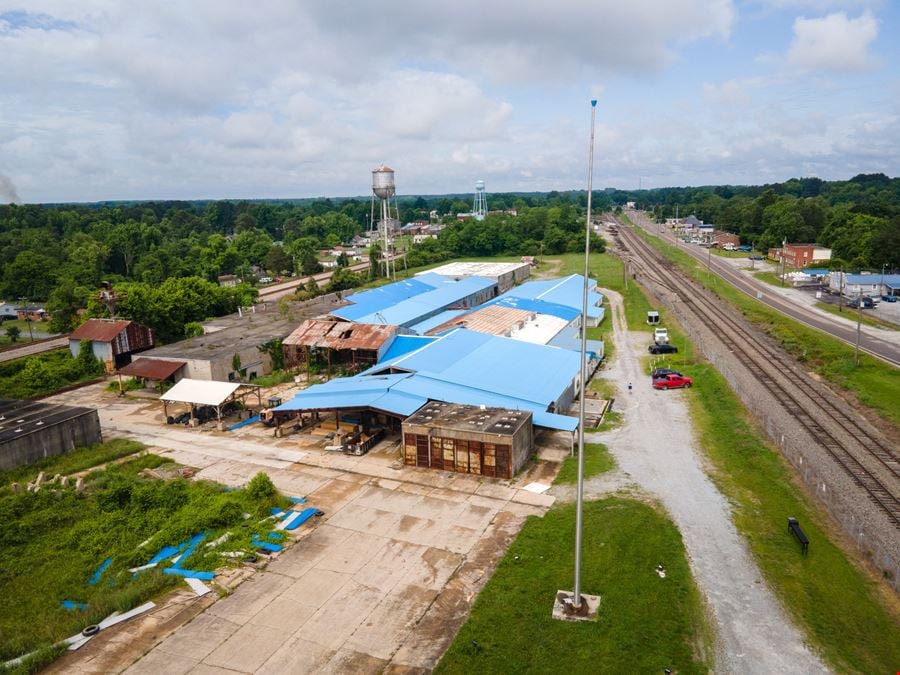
<box><xmin>45</xmin><ymin>386</ymin><xmax>554</xmax><ymax>673</ymax></box>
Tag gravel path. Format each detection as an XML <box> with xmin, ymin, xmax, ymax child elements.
<box><xmin>557</xmin><ymin>290</ymin><xmax>827</xmax><ymax>674</ymax></box>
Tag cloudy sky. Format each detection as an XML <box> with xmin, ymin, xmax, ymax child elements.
<box><xmin>1</xmin><ymin>0</ymin><xmax>898</xmax><ymax>203</ymax></box>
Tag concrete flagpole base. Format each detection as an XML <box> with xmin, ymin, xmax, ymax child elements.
<box><xmin>551</xmin><ymin>590</ymin><xmax>601</xmax><ymax>622</ymax></box>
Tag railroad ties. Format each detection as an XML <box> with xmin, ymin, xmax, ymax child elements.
<box><xmin>613</xmin><ymin>219</ymin><xmax>900</xmax><ymax>529</ymax></box>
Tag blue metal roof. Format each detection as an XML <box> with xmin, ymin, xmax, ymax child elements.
<box><xmin>502</xmin><ymin>274</ymin><xmax>604</xmax><ymax>319</ymax></box>
<box><xmin>407</xmin><ymin>309</ymin><xmax>468</xmax><ymax>334</ymax></box>
<box><xmin>368</xmin><ymin>328</ymin><xmax>580</xmax><ymax>407</ymax></box>
<box><xmin>336</xmin><ymin>276</ymin><xmax>496</xmax><ymax>327</ymax></box>
<box><xmin>380</xmin><ymin>335</ymin><xmax>437</xmax><ymax>361</ymax></box>
<box><xmin>547</xmin><ymin>330</ymin><xmax>604</xmax><ymax>359</ymax></box>
<box><xmin>845</xmin><ymin>274</ymin><xmax>900</xmax><ymax>286</ymax></box>
<box><xmin>274</xmin><ymin>329</ymin><xmax>583</xmax><ymax>431</ymax></box>
<box><xmin>479</xmin><ymin>295</ymin><xmax>580</xmax><ymax>322</ymax></box>
<box><xmin>330</xmin><ymin>277</ymin><xmax>442</xmax><ymax>321</ymax></box>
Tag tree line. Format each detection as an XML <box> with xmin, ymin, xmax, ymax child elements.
<box><xmin>630</xmin><ymin>173</ymin><xmax>899</xmax><ymax>269</ymax></box>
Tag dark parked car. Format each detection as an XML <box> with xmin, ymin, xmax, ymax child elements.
<box><xmin>736</xmin><ymin>245</ymin><xmax>752</xmax><ymax>252</ymax></box>
<box><xmin>848</xmin><ymin>297</ymin><xmax>875</xmax><ymax>309</ymax></box>
<box><xmin>651</xmin><ymin>368</ymin><xmax>682</xmax><ymax>380</ymax></box>
<box><xmin>649</xmin><ymin>343</ymin><xmax>678</xmax><ymax>354</ymax></box>
<box><xmin>881</xmin><ymin>295</ymin><xmax>897</xmax><ymax>303</ymax></box>
<box><xmin>749</xmin><ymin>255</ymin><xmax>763</xmax><ymax>261</ymax></box>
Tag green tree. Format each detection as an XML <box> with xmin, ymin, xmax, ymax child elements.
<box><xmin>327</xmin><ymin>267</ymin><xmax>360</xmax><ymax>292</ymax></box>
<box><xmin>46</xmin><ymin>283</ymin><xmax>89</xmax><ymax>333</ymax></box>
<box><xmin>75</xmin><ymin>339</ymin><xmax>104</xmax><ymax>376</ymax></box>
<box><xmin>5</xmin><ymin>325</ymin><xmax>21</xmax><ymax>342</ymax></box>
<box><xmin>265</xmin><ymin>245</ymin><xmax>292</xmax><ymax>274</ymax></box>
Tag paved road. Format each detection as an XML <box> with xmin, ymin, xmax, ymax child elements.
<box><xmin>622</xmin><ymin>210</ymin><xmax>900</xmax><ymax>367</ymax></box>
<box><xmin>0</xmin><ymin>335</ymin><xmax>68</xmax><ymax>363</ymax></box>
<box><xmin>256</xmin><ymin>262</ymin><xmax>373</xmax><ymax>301</ymax></box>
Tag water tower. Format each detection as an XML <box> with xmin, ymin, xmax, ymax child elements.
<box><xmin>473</xmin><ymin>179</ymin><xmax>487</xmax><ymax>221</ymax></box>
<box><xmin>370</xmin><ymin>164</ymin><xmax>400</xmax><ymax>279</ymax></box>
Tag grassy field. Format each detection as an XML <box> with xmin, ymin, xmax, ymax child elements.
<box><xmin>436</xmin><ymin>498</ymin><xmax>712</xmax><ymax>674</ymax></box>
<box><xmin>681</xmin><ymin>363</ymin><xmax>900</xmax><ymax>673</ymax></box>
<box><xmin>0</xmin><ymin>441</ymin><xmax>290</xmax><ymax>670</ymax></box>
<box><xmin>752</xmin><ymin>270</ymin><xmax>785</xmax><ymax>286</ymax></box>
<box><xmin>553</xmin><ymin>442</ymin><xmax>615</xmax><ymax>485</ymax></box>
<box><xmin>0</xmin><ymin>320</ymin><xmax>55</xmax><ymax>346</ymax></box>
<box><xmin>638</xmin><ymin>231</ymin><xmax>900</xmax><ymax>428</ymax></box>
<box><xmin>814</xmin><ymin>301</ymin><xmax>897</xmax><ymax>331</ymax></box>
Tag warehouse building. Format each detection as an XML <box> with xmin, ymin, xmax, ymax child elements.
<box><xmin>282</xmin><ymin>320</ymin><xmax>401</xmax><ymax>373</ymax></box>
<box><xmin>494</xmin><ymin>274</ymin><xmax>605</xmax><ymax>326</ymax></box>
<box><xmin>418</xmin><ymin>261</ymin><xmax>531</xmax><ymax>293</ymax></box>
<box><xmin>134</xmin><ymin>319</ymin><xmax>292</xmax><ymax>381</ymax></box>
<box><xmin>273</xmin><ymin>328</ymin><xmax>582</xmax><ymax>434</ymax></box>
<box><xmin>0</xmin><ymin>399</ymin><xmax>101</xmax><ymax>471</ymax></box>
<box><xmin>329</xmin><ymin>273</ymin><xmax>497</xmax><ymax>328</ymax></box>
<box><xmin>402</xmin><ymin>402</ymin><xmax>533</xmax><ymax>478</ymax></box>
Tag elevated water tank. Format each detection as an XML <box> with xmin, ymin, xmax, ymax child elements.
<box><xmin>372</xmin><ymin>165</ymin><xmax>396</xmax><ymax>199</ymax></box>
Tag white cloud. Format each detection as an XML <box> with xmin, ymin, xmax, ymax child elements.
<box><xmin>787</xmin><ymin>11</ymin><xmax>879</xmax><ymax>72</ymax></box>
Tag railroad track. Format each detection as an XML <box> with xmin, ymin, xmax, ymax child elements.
<box><xmin>613</xmin><ymin>220</ymin><xmax>900</xmax><ymax>527</ymax></box>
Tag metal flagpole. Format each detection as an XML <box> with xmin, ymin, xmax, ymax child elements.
<box><xmin>573</xmin><ymin>99</ymin><xmax>597</xmax><ymax>609</ymax></box>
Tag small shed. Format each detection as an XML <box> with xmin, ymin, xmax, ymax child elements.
<box><xmin>647</xmin><ymin>311</ymin><xmax>660</xmax><ymax>325</ymax></box>
<box><xmin>402</xmin><ymin>402</ymin><xmax>533</xmax><ymax>479</ymax></box>
<box><xmin>69</xmin><ymin>319</ymin><xmax>155</xmax><ymax>371</ymax></box>
<box><xmin>160</xmin><ymin>378</ymin><xmax>262</xmax><ymax>427</ymax></box>
<box><xmin>116</xmin><ymin>358</ymin><xmax>186</xmax><ymax>390</ymax></box>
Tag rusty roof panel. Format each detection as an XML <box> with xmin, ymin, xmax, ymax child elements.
<box><xmin>117</xmin><ymin>358</ymin><xmax>185</xmax><ymax>380</ymax></box>
<box><xmin>284</xmin><ymin>320</ymin><xmax>398</xmax><ymax>350</ymax></box>
<box><xmin>70</xmin><ymin>319</ymin><xmax>133</xmax><ymax>342</ymax></box>
<box><xmin>425</xmin><ymin>305</ymin><xmax>533</xmax><ymax>337</ymax></box>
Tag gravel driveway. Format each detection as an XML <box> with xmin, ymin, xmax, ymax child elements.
<box><xmin>553</xmin><ymin>290</ymin><xmax>827</xmax><ymax>674</ymax></box>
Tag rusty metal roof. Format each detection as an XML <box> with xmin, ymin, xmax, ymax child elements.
<box><xmin>425</xmin><ymin>305</ymin><xmax>533</xmax><ymax>337</ymax></box>
<box><xmin>283</xmin><ymin>320</ymin><xmax>398</xmax><ymax>350</ymax></box>
<box><xmin>117</xmin><ymin>358</ymin><xmax>185</xmax><ymax>380</ymax></box>
<box><xmin>70</xmin><ymin>319</ymin><xmax>133</xmax><ymax>342</ymax></box>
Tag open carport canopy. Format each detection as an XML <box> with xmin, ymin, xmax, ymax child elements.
<box><xmin>161</xmin><ymin>379</ymin><xmax>257</xmax><ymax>407</ymax></box>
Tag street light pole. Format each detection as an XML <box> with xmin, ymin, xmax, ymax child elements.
<box><xmin>551</xmin><ymin>99</ymin><xmax>600</xmax><ymax>623</ymax></box>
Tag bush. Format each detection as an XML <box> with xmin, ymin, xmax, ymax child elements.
<box><xmin>245</xmin><ymin>472</ymin><xmax>277</xmax><ymax>501</ymax></box>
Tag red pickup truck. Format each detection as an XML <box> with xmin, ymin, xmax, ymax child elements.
<box><xmin>652</xmin><ymin>373</ymin><xmax>693</xmax><ymax>390</ymax></box>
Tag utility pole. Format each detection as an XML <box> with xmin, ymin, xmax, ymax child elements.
<box><xmin>838</xmin><ymin>265</ymin><xmax>844</xmax><ymax>312</ymax></box>
<box><xmin>881</xmin><ymin>263</ymin><xmax>887</xmax><ymax>299</ymax></box>
<box><xmin>855</xmin><ymin>288</ymin><xmax>863</xmax><ymax>366</ymax></box>
<box><xmin>780</xmin><ymin>239</ymin><xmax>787</xmax><ymax>287</ymax></box>
<box><xmin>19</xmin><ymin>297</ymin><xmax>34</xmax><ymax>341</ymax></box>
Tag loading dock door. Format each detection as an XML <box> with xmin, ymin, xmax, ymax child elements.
<box><xmin>416</xmin><ymin>435</ymin><xmax>430</xmax><ymax>467</ymax></box>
